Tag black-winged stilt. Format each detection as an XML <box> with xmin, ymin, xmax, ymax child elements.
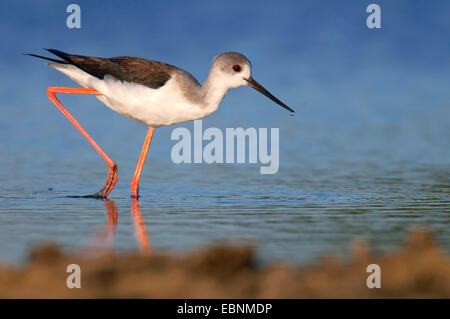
<box><xmin>27</xmin><ymin>49</ymin><xmax>294</xmax><ymax>199</ymax></box>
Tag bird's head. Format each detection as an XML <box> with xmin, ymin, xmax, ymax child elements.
<box><xmin>211</xmin><ymin>52</ymin><xmax>295</xmax><ymax>113</ymax></box>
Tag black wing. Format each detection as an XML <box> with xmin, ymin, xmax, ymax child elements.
<box><xmin>33</xmin><ymin>49</ymin><xmax>177</xmax><ymax>89</ymax></box>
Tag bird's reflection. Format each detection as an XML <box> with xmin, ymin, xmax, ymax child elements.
<box><xmin>87</xmin><ymin>199</ymin><xmax>151</xmax><ymax>255</ymax></box>
<box><xmin>131</xmin><ymin>200</ymin><xmax>152</xmax><ymax>254</ymax></box>
<box><xmin>88</xmin><ymin>199</ymin><xmax>118</xmax><ymax>251</ymax></box>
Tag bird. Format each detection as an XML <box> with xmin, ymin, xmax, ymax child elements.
<box><xmin>27</xmin><ymin>49</ymin><xmax>295</xmax><ymax>199</ymax></box>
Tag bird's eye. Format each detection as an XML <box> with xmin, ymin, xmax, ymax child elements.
<box><xmin>232</xmin><ymin>64</ymin><xmax>241</xmax><ymax>72</ymax></box>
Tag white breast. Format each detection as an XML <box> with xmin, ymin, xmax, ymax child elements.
<box><xmin>49</xmin><ymin>64</ymin><xmax>211</xmax><ymax>127</ymax></box>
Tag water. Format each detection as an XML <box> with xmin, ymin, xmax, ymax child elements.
<box><xmin>0</xmin><ymin>100</ymin><xmax>449</xmax><ymax>265</ymax></box>
<box><xmin>0</xmin><ymin>0</ymin><xmax>449</xmax><ymax>265</ymax></box>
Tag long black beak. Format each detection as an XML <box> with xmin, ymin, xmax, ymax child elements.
<box><xmin>246</xmin><ymin>77</ymin><xmax>295</xmax><ymax>114</ymax></box>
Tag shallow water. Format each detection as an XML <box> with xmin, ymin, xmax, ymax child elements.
<box><xmin>0</xmin><ymin>100</ymin><xmax>449</xmax><ymax>265</ymax></box>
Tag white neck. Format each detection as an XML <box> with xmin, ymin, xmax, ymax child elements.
<box><xmin>200</xmin><ymin>70</ymin><xmax>231</xmax><ymax>113</ymax></box>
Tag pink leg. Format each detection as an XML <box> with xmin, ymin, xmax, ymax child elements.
<box><xmin>47</xmin><ymin>86</ymin><xmax>118</xmax><ymax>198</ymax></box>
<box><xmin>130</xmin><ymin>127</ymin><xmax>155</xmax><ymax>199</ymax></box>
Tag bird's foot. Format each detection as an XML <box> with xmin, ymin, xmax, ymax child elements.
<box><xmin>83</xmin><ymin>189</ymin><xmax>108</xmax><ymax>199</ymax></box>
<box><xmin>130</xmin><ymin>183</ymin><xmax>139</xmax><ymax>200</ymax></box>
<box><xmin>82</xmin><ymin>164</ymin><xmax>118</xmax><ymax>199</ymax></box>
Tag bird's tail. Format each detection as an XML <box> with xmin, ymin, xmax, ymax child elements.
<box><xmin>24</xmin><ymin>53</ymin><xmax>68</xmax><ymax>64</ymax></box>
